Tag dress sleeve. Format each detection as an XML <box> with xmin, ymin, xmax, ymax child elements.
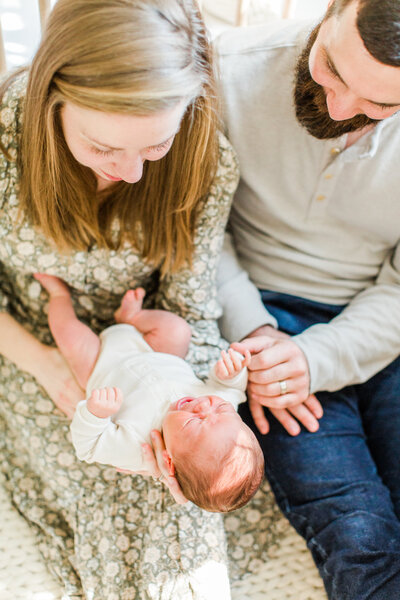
<box><xmin>0</xmin><ymin>73</ymin><xmax>26</xmax><ymax>315</ymax></box>
<box><xmin>294</xmin><ymin>243</ymin><xmax>400</xmax><ymax>393</ymax></box>
<box><xmin>154</xmin><ymin>133</ymin><xmax>239</xmax><ymax>378</ymax></box>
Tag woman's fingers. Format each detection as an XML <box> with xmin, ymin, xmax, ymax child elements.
<box><xmin>140</xmin><ymin>442</ymin><xmax>161</xmax><ymax>478</ymax></box>
<box><xmin>163</xmin><ymin>476</ymin><xmax>189</xmax><ymax>504</ymax></box>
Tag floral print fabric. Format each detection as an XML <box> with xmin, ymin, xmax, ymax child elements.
<box><xmin>0</xmin><ymin>73</ymin><xmax>287</xmax><ymax>599</ymax></box>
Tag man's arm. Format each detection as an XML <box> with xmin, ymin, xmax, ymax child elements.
<box><xmin>217</xmin><ymin>232</ymin><xmax>277</xmax><ymax>341</ymax></box>
<box><xmin>293</xmin><ymin>245</ymin><xmax>400</xmax><ymax>393</ymax></box>
<box><xmin>216</xmin><ymin>234</ymin><xmax>323</xmax><ymax>435</ymax></box>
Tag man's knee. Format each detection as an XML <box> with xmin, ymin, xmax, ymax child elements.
<box><xmin>311</xmin><ymin>511</ymin><xmax>400</xmax><ymax>600</ymax></box>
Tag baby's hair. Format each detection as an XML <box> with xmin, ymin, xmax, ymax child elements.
<box><xmin>174</xmin><ymin>426</ymin><xmax>264</xmax><ymax>512</ymax></box>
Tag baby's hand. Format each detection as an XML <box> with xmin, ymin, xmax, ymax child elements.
<box><xmin>215</xmin><ymin>347</ymin><xmax>251</xmax><ymax>380</ymax></box>
<box><xmin>87</xmin><ymin>387</ymin><xmax>123</xmax><ymax>418</ymax></box>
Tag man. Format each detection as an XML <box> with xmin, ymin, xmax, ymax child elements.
<box><xmin>216</xmin><ymin>0</ymin><xmax>400</xmax><ymax>598</ymax></box>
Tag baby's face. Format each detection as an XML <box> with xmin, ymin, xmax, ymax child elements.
<box><xmin>162</xmin><ymin>396</ymin><xmax>245</xmax><ymax>461</ymax></box>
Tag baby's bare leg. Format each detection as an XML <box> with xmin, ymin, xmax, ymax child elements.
<box><xmin>34</xmin><ymin>273</ymin><xmax>100</xmax><ymax>388</ymax></box>
<box><xmin>115</xmin><ymin>289</ymin><xmax>191</xmax><ymax>358</ymax></box>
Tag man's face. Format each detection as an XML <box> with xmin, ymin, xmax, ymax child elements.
<box><xmin>294</xmin><ymin>0</ymin><xmax>400</xmax><ymax>139</ymax></box>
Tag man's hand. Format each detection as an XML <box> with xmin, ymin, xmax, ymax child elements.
<box><xmin>232</xmin><ymin>331</ymin><xmax>323</xmax><ymax>436</ymax></box>
<box><xmin>247</xmin><ymin>324</ymin><xmax>289</xmax><ymax>341</ymax></box>
<box><xmin>248</xmin><ymin>393</ymin><xmax>323</xmax><ymax>436</ymax></box>
<box><xmin>231</xmin><ymin>335</ymin><xmax>312</xmax><ymax>408</ymax></box>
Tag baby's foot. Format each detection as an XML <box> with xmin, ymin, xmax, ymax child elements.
<box><xmin>87</xmin><ymin>387</ymin><xmax>123</xmax><ymax>419</ymax></box>
<box><xmin>34</xmin><ymin>273</ymin><xmax>70</xmax><ymax>297</ymax></box>
<box><xmin>114</xmin><ymin>288</ymin><xmax>146</xmax><ymax>324</ymax></box>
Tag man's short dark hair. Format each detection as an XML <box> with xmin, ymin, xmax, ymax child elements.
<box><xmin>330</xmin><ymin>0</ymin><xmax>400</xmax><ymax>67</ymax></box>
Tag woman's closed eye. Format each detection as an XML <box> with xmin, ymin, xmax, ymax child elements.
<box><xmin>147</xmin><ymin>138</ymin><xmax>174</xmax><ymax>153</ymax></box>
<box><xmin>90</xmin><ymin>146</ymin><xmax>114</xmax><ymax>156</ymax></box>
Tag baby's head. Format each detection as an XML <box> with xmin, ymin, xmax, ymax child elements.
<box><xmin>162</xmin><ymin>396</ymin><xmax>264</xmax><ymax>512</ymax></box>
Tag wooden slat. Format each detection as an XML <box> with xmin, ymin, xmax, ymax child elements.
<box><xmin>282</xmin><ymin>0</ymin><xmax>298</xmax><ymax>19</ymax></box>
<box><xmin>38</xmin><ymin>0</ymin><xmax>51</xmax><ymax>32</ymax></box>
<box><xmin>0</xmin><ymin>20</ymin><xmax>6</xmax><ymax>75</ymax></box>
<box><xmin>235</xmin><ymin>0</ymin><xmax>251</xmax><ymax>26</ymax></box>
<box><xmin>234</xmin><ymin>0</ymin><xmax>299</xmax><ymax>27</ymax></box>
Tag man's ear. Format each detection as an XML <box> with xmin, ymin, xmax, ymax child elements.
<box><xmin>162</xmin><ymin>450</ymin><xmax>175</xmax><ymax>476</ymax></box>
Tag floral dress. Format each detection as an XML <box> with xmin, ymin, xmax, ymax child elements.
<box><xmin>0</xmin><ymin>73</ymin><xmax>286</xmax><ymax>599</ymax></box>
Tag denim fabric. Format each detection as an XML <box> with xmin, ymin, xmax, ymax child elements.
<box><xmin>238</xmin><ymin>291</ymin><xmax>400</xmax><ymax>600</ymax></box>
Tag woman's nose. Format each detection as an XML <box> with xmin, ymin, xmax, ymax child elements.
<box><xmin>115</xmin><ymin>155</ymin><xmax>144</xmax><ymax>183</ymax></box>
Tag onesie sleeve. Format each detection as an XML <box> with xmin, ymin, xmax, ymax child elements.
<box><xmin>70</xmin><ymin>400</ymin><xmax>145</xmax><ymax>471</ymax></box>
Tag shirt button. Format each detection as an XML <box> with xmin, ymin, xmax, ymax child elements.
<box><xmin>324</xmin><ymin>173</ymin><xmax>333</xmax><ymax>179</ymax></box>
<box><xmin>331</xmin><ymin>147</ymin><xmax>341</xmax><ymax>155</ymax></box>
<box><xmin>316</xmin><ymin>194</ymin><xmax>326</xmax><ymax>201</ymax></box>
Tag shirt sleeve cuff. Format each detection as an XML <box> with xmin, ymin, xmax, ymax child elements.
<box><xmin>74</xmin><ymin>400</ymin><xmax>111</xmax><ymax>427</ymax></box>
<box><xmin>218</xmin><ymin>277</ymin><xmax>277</xmax><ymax>341</ymax></box>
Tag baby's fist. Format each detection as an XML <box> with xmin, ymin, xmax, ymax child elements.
<box><xmin>87</xmin><ymin>387</ymin><xmax>123</xmax><ymax>418</ymax></box>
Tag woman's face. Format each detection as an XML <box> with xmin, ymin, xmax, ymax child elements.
<box><xmin>60</xmin><ymin>100</ymin><xmax>187</xmax><ymax>189</ymax></box>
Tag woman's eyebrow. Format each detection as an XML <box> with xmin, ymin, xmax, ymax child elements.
<box><xmin>81</xmin><ymin>133</ymin><xmax>123</xmax><ymax>151</ymax></box>
<box><xmin>81</xmin><ymin>130</ymin><xmax>179</xmax><ymax>151</ymax></box>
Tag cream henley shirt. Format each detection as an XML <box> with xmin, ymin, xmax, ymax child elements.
<box><xmin>216</xmin><ymin>20</ymin><xmax>400</xmax><ymax>394</ymax></box>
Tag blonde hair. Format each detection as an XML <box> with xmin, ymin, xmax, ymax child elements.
<box><xmin>174</xmin><ymin>425</ymin><xmax>264</xmax><ymax>512</ymax></box>
<box><xmin>8</xmin><ymin>0</ymin><xmax>219</xmax><ymax>274</ymax></box>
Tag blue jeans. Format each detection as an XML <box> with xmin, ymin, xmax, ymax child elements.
<box><xmin>238</xmin><ymin>291</ymin><xmax>400</xmax><ymax>600</ymax></box>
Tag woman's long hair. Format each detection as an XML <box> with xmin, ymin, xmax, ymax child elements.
<box><xmin>4</xmin><ymin>0</ymin><xmax>219</xmax><ymax>274</ymax></box>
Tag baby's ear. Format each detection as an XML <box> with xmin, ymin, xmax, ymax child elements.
<box><xmin>162</xmin><ymin>450</ymin><xmax>175</xmax><ymax>476</ymax></box>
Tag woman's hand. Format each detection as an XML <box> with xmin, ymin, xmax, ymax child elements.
<box><xmin>34</xmin><ymin>346</ymin><xmax>84</xmax><ymax>419</ymax></box>
<box><xmin>117</xmin><ymin>430</ymin><xmax>188</xmax><ymax>505</ymax></box>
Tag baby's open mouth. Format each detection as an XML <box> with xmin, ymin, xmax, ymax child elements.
<box><xmin>176</xmin><ymin>397</ymin><xmax>195</xmax><ymax>410</ymax></box>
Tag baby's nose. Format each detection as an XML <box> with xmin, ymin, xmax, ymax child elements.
<box><xmin>193</xmin><ymin>397</ymin><xmax>211</xmax><ymax>414</ymax></box>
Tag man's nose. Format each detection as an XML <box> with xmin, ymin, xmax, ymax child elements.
<box><xmin>325</xmin><ymin>88</ymin><xmax>361</xmax><ymax>121</ymax></box>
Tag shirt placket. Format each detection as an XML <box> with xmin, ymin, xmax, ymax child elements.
<box><xmin>307</xmin><ymin>142</ymin><xmax>345</xmax><ymax>219</ymax></box>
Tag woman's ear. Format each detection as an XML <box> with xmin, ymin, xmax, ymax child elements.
<box><xmin>162</xmin><ymin>450</ymin><xmax>175</xmax><ymax>476</ymax></box>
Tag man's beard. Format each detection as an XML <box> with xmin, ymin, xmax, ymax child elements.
<box><xmin>293</xmin><ymin>24</ymin><xmax>378</xmax><ymax>139</ymax></box>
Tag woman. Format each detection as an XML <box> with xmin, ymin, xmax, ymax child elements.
<box><xmin>0</xmin><ymin>0</ymin><xmax>244</xmax><ymax>597</ymax></box>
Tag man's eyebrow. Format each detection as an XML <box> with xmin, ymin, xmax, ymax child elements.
<box><xmin>324</xmin><ymin>48</ymin><xmax>400</xmax><ymax>108</ymax></box>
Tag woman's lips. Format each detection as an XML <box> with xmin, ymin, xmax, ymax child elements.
<box><xmin>100</xmin><ymin>170</ymin><xmax>122</xmax><ymax>181</ymax></box>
